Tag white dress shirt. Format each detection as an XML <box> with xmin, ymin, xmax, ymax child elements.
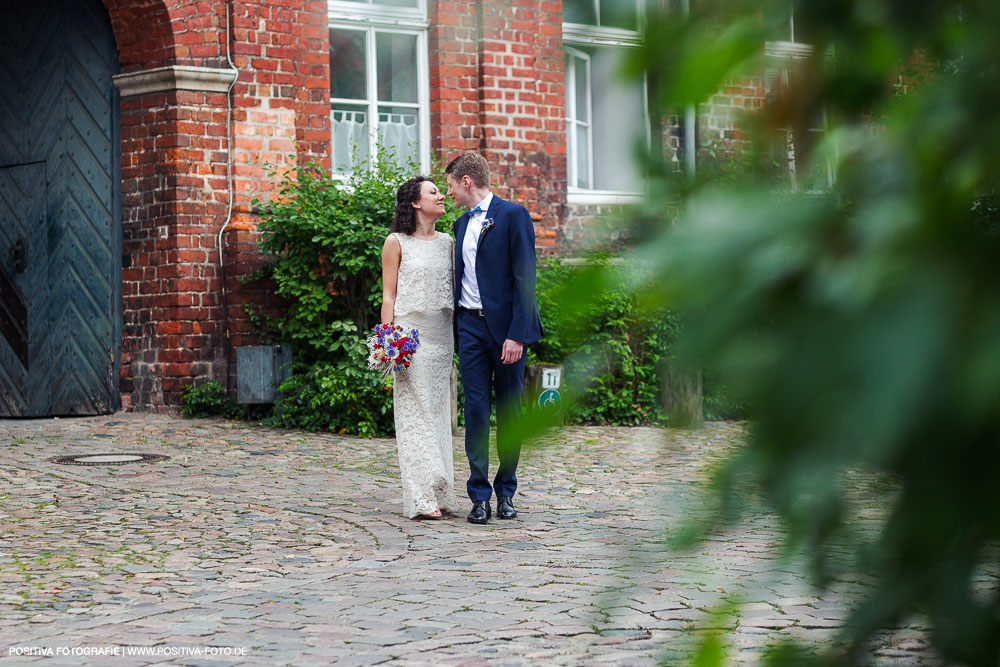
<box><xmin>458</xmin><ymin>192</ymin><xmax>493</xmax><ymax>310</ymax></box>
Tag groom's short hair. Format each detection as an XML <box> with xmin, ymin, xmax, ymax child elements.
<box><xmin>445</xmin><ymin>152</ymin><xmax>490</xmax><ymax>188</ymax></box>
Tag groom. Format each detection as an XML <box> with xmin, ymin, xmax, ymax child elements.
<box><xmin>446</xmin><ymin>152</ymin><xmax>543</xmax><ymax>525</ymax></box>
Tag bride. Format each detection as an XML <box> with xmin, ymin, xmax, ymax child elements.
<box><xmin>380</xmin><ymin>177</ymin><xmax>459</xmax><ymax>519</ymax></box>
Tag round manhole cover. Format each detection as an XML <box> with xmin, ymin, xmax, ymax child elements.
<box><xmin>50</xmin><ymin>453</ymin><xmax>169</xmax><ymax>466</ymax></box>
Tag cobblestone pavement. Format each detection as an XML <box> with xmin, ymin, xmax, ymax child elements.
<box><xmin>0</xmin><ymin>415</ymin><xmax>948</xmax><ymax>665</ymax></box>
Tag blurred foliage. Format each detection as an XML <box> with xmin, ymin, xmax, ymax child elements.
<box><xmin>530</xmin><ymin>258</ymin><xmax>744</xmax><ymax>424</ymax></box>
<box><xmin>597</xmin><ymin>0</ymin><xmax>1000</xmax><ymax>663</ymax></box>
<box><xmin>239</xmin><ymin>155</ymin><xmax>460</xmax><ymax>436</ymax></box>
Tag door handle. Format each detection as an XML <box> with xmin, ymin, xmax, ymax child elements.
<box><xmin>8</xmin><ymin>236</ymin><xmax>26</xmax><ymax>274</ymax></box>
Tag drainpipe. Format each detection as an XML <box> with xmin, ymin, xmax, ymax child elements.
<box><xmin>217</xmin><ymin>0</ymin><xmax>240</xmax><ymax>391</ymax></box>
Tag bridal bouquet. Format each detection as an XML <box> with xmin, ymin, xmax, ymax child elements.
<box><xmin>366</xmin><ymin>323</ymin><xmax>420</xmax><ymax>381</ymax></box>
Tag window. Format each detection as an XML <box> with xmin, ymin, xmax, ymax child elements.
<box><xmin>564</xmin><ymin>0</ymin><xmax>639</xmax><ymax>31</ymax></box>
<box><xmin>564</xmin><ymin>0</ymin><xmax>649</xmax><ymax>200</ymax></box>
<box><xmin>763</xmin><ymin>2</ymin><xmax>817</xmax><ymax>46</ymax></box>
<box><xmin>565</xmin><ymin>48</ymin><xmax>592</xmax><ymax>190</ymax></box>
<box><xmin>329</xmin><ymin>2</ymin><xmax>429</xmax><ymax>174</ymax></box>
<box><xmin>764</xmin><ymin>7</ymin><xmax>833</xmax><ymax>192</ymax></box>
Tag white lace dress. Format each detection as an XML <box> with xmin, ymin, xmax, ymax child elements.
<box><xmin>391</xmin><ymin>232</ymin><xmax>459</xmax><ymax>518</ymax></box>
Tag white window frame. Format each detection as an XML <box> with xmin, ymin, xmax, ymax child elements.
<box><xmin>563</xmin><ymin>0</ymin><xmax>645</xmax><ymax>39</ymax></box>
<box><xmin>563</xmin><ymin>14</ymin><xmax>649</xmax><ymax>204</ymax></box>
<box><xmin>329</xmin><ymin>4</ymin><xmax>430</xmax><ymax>176</ymax></box>
<box><xmin>563</xmin><ymin>23</ymin><xmax>644</xmax><ymax>47</ymax></box>
<box><xmin>564</xmin><ymin>47</ymin><xmax>594</xmax><ymax>191</ymax></box>
<box><xmin>329</xmin><ymin>0</ymin><xmax>427</xmax><ymax>27</ymax></box>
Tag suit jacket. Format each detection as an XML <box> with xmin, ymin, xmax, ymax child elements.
<box><xmin>454</xmin><ymin>195</ymin><xmax>543</xmax><ymax>346</ymax></box>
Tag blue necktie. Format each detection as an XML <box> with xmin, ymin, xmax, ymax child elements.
<box><xmin>467</xmin><ymin>206</ymin><xmax>481</xmax><ymax>217</ymax></box>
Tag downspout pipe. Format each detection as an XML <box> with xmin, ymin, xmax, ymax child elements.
<box><xmin>217</xmin><ymin>0</ymin><xmax>240</xmax><ymax>391</ymax></box>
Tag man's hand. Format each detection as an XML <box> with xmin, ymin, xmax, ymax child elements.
<box><xmin>501</xmin><ymin>339</ymin><xmax>524</xmax><ymax>365</ymax></box>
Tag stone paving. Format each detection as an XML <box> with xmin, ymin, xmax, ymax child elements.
<box><xmin>0</xmin><ymin>415</ymin><xmax>948</xmax><ymax>665</ymax></box>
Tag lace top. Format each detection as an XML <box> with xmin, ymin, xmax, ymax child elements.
<box><xmin>393</xmin><ymin>232</ymin><xmax>454</xmax><ymax>317</ymax></box>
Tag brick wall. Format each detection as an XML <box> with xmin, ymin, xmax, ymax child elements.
<box><xmin>698</xmin><ymin>76</ymin><xmax>767</xmax><ymax>166</ymax></box>
<box><xmin>118</xmin><ymin>89</ymin><xmax>232</xmax><ymax>411</ymax></box>
<box><xmin>108</xmin><ymin>0</ymin><xmax>329</xmax><ymax>410</ymax></box>
<box><xmin>222</xmin><ymin>0</ymin><xmax>330</xmax><ymax>392</ymax></box>
<box><xmin>561</xmin><ymin>203</ymin><xmax>637</xmax><ymax>251</ymax></box>
<box><xmin>430</xmin><ymin>0</ymin><xmax>567</xmax><ymax>251</ymax></box>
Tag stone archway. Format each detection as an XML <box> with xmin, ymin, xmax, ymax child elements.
<box><xmin>102</xmin><ymin>0</ymin><xmax>177</xmax><ymax>73</ymax></box>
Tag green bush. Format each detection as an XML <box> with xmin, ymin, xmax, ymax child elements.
<box><xmin>265</xmin><ymin>357</ymin><xmax>394</xmax><ymax>437</ymax></box>
<box><xmin>701</xmin><ymin>370</ymin><xmax>747</xmax><ymax>422</ymax></box>
<box><xmin>238</xmin><ymin>155</ymin><xmax>459</xmax><ymax>435</ymax></box>
<box><xmin>180</xmin><ymin>380</ymin><xmax>244</xmax><ymax>419</ymax></box>
<box><xmin>530</xmin><ymin>258</ymin><xmax>745</xmax><ymax>425</ymax></box>
<box><xmin>531</xmin><ymin>257</ymin><xmax>676</xmax><ymax>426</ymax></box>
<box><xmin>251</xmin><ymin>158</ymin><xmax>401</xmax><ymax>364</ymax></box>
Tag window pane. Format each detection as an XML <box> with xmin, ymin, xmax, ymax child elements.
<box><xmin>600</xmin><ymin>0</ymin><xmax>637</xmax><ymax>30</ymax></box>
<box><xmin>590</xmin><ymin>46</ymin><xmax>644</xmax><ymax>191</ymax></box>
<box><xmin>575</xmin><ymin>123</ymin><xmax>590</xmax><ymax>188</ymax></box>
<box><xmin>790</xmin><ymin>9</ymin><xmax>818</xmax><ymax>45</ymax></box>
<box><xmin>564</xmin><ymin>55</ymin><xmax>574</xmax><ymax>117</ymax></box>
<box><xmin>332</xmin><ymin>104</ymin><xmax>369</xmax><ymax>172</ymax></box>
<box><xmin>763</xmin><ymin>2</ymin><xmax>793</xmax><ymax>42</ymax></box>
<box><xmin>564</xmin><ymin>0</ymin><xmax>597</xmax><ymax>25</ymax></box>
<box><xmin>330</xmin><ymin>29</ymin><xmax>366</xmax><ymax>100</ymax></box>
<box><xmin>377</xmin><ymin>33</ymin><xmax>417</xmax><ymax>103</ymax></box>
<box><xmin>574</xmin><ymin>56</ymin><xmax>589</xmax><ymax>122</ymax></box>
<box><xmin>377</xmin><ymin>106</ymin><xmax>419</xmax><ymax>167</ymax></box>
<box><xmin>794</xmin><ymin>116</ymin><xmax>829</xmax><ymax>191</ymax></box>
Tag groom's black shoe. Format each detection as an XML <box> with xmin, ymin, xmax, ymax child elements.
<box><xmin>497</xmin><ymin>496</ymin><xmax>517</xmax><ymax>520</ymax></box>
<box><xmin>467</xmin><ymin>501</ymin><xmax>491</xmax><ymax>524</ymax></box>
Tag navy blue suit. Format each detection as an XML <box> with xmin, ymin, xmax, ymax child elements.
<box><xmin>454</xmin><ymin>195</ymin><xmax>542</xmax><ymax>502</ymax></box>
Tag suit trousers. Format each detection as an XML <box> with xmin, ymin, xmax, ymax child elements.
<box><xmin>456</xmin><ymin>309</ymin><xmax>525</xmax><ymax>501</ymax></box>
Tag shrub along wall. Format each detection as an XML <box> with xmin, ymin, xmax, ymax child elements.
<box><xmin>234</xmin><ymin>158</ymin><xmax>456</xmax><ymax>436</ymax></box>
<box><xmin>529</xmin><ymin>258</ymin><xmax>745</xmax><ymax>426</ymax></box>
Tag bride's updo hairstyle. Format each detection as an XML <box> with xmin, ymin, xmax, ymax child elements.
<box><xmin>392</xmin><ymin>176</ymin><xmax>432</xmax><ymax>235</ymax></box>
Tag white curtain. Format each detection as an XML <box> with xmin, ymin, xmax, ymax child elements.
<box><xmin>332</xmin><ymin>109</ymin><xmax>368</xmax><ymax>171</ymax></box>
<box><xmin>378</xmin><ymin>111</ymin><xmax>418</xmax><ymax>165</ymax></box>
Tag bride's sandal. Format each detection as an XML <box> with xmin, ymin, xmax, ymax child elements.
<box><xmin>415</xmin><ymin>510</ymin><xmax>442</xmax><ymax>520</ymax></box>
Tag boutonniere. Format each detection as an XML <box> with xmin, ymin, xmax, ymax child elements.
<box><xmin>481</xmin><ymin>218</ymin><xmax>495</xmax><ymax>234</ymax></box>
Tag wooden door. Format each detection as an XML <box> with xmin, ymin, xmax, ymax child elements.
<box><xmin>0</xmin><ymin>0</ymin><xmax>120</xmax><ymax>416</ymax></box>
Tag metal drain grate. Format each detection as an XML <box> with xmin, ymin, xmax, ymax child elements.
<box><xmin>50</xmin><ymin>453</ymin><xmax>169</xmax><ymax>466</ymax></box>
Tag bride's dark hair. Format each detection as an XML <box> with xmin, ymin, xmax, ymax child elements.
<box><xmin>392</xmin><ymin>176</ymin><xmax>432</xmax><ymax>235</ymax></box>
